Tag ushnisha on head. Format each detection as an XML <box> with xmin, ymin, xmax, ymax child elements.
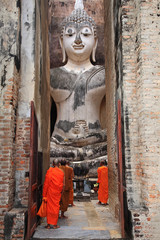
<box><xmin>59</xmin><ymin>0</ymin><xmax>98</xmax><ymax>63</ymax></box>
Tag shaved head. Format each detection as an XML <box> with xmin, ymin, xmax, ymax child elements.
<box><xmin>53</xmin><ymin>159</ymin><xmax>59</xmax><ymax>167</ymax></box>
<box><xmin>61</xmin><ymin>159</ymin><xmax>66</xmax><ymax>166</ymax></box>
<box><xmin>100</xmin><ymin>160</ymin><xmax>108</xmax><ymax>166</ymax></box>
<box><xmin>100</xmin><ymin>160</ymin><xmax>105</xmax><ymax>166</ymax></box>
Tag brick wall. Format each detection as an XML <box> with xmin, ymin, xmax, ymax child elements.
<box><xmin>14</xmin><ymin>0</ymin><xmax>50</xmax><ymax>207</ymax></box>
<box><xmin>104</xmin><ymin>0</ymin><xmax>119</xmax><ymax>219</ymax></box>
<box><xmin>122</xmin><ymin>0</ymin><xmax>160</xmax><ymax>239</ymax></box>
<box><xmin>0</xmin><ymin>0</ymin><xmax>50</xmax><ymax>238</ymax></box>
<box><xmin>0</xmin><ymin>1</ymin><xmax>20</xmax><ymax>238</ymax></box>
<box><xmin>105</xmin><ymin>0</ymin><xmax>160</xmax><ymax>238</ymax></box>
<box><xmin>4</xmin><ymin>208</ymin><xmax>27</xmax><ymax>240</ymax></box>
<box><xmin>13</xmin><ymin>0</ymin><xmax>36</xmax><ymax>208</ymax></box>
<box><xmin>14</xmin><ymin>118</ymin><xmax>31</xmax><ymax>207</ymax></box>
<box><xmin>122</xmin><ymin>0</ymin><xmax>141</xmax><ymax>208</ymax></box>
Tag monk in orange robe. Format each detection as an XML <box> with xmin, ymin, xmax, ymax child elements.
<box><xmin>97</xmin><ymin>160</ymin><xmax>108</xmax><ymax>205</ymax></box>
<box><xmin>59</xmin><ymin>159</ymin><xmax>72</xmax><ymax>218</ymax></box>
<box><xmin>67</xmin><ymin>161</ymin><xmax>75</xmax><ymax>206</ymax></box>
<box><xmin>43</xmin><ymin>159</ymin><xmax>64</xmax><ymax>229</ymax></box>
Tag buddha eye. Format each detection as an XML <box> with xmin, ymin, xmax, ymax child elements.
<box><xmin>65</xmin><ymin>27</ymin><xmax>75</xmax><ymax>37</ymax></box>
<box><xmin>81</xmin><ymin>27</ymin><xmax>92</xmax><ymax>36</ymax></box>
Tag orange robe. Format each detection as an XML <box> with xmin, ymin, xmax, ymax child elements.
<box><xmin>59</xmin><ymin>165</ymin><xmax>72</xmax><ymax>212</ymax></box>
<box><xmin>69</xmin><ymin>167</ymin><xmax>74</xmax><ymax>205</ymax></box>
<box><xmin>97</xmin><ymin>166</ymin><xmax>108</xmax><ymax>204</ymax></box>
<box><xmin>43</xmin><ymin>167</ymin><xmax>64</xmax><ymax>225</ymax></box>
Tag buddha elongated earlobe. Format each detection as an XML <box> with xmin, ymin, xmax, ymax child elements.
<box><xmin>62</xmin><ymin>46</ymin><xmax>66</xmax><ymax>63</ymax></box>
<box><xmin>92</xmin><ymin>38</ymin><xmax>98</xmax><ymax>62</ymax></box>
<box><xmin>59</xmin><ymin>37</ymin><xmax>66</xmax><ymax>63</ymax></box>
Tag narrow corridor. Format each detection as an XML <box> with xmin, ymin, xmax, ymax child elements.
<box><xmin>32</xmin><ymin>200</ymin><xmax>122</xmax><ymax>240</ymax></box>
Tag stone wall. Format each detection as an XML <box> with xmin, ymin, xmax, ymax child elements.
<box><xmin>14</xmin><ymin>0</ymin><xmax>50</xmax><ymax>208</ymax></box>
<box><xmin>0</xmin><ymin>1</ymin><xmax>20</xmax><ymax>238</ymax></box>
<box><xmin>105</xmin><ymin>0</ymin><xmax>160</xmax><ymax>239</ymax></box>
<box><xmin>104</xmin><ymin>0</ymin><xmax>119</xmax><ymax>220</ymax></box>
<box><xmin>14</xmin><ymin>0</ymin><xmax>36</xmax><ymax>209</ymax></box>
<box><xmin>122</xmin><ymin>0</ymin><xmax>141</xmax><ymax>210</ymax></box>
<box><xmin>122</xmin><ymin>0</ymin><xmax>160</xmax><ymax>239</ymax></box>
<box><xmin>0</xmin><ymin>0</ymin><xmax>50</xmax><ymax>238</ymax></box>
<box><xmin>4</xmin><ymin>208</ymin><xmax>27</xmax><ymax>240</ymax></box>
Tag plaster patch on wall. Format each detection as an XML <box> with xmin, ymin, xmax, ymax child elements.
<box><xmin>18</xmin><ymin>102</ymin><xmax>31</xmax><ymax>118</ymax></box>
<box><xmin>19</xmin><ymin>0</ymin><xmax>36</xmax><ymax>119</ymax></box>
<box><xmin>14</xmin><ymin>171</ymin><xmax>25</xmax><ymax>207</ymax></box>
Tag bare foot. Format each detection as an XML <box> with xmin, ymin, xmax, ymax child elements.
<box><xmin>45</xmin><ymin>224</ymin><xmax>51</xmax><ymax>229</ymax></box>
<box><xmin>53</xmin><ymin>225</ymin><xmax>60</xmax><ymax>229</ymax></box>
<box><xmin>61</xmin><ymin>215</ymin><xmax>68</xmax><ymax>219</ymax></box>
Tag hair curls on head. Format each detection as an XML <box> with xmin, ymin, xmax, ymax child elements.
<box><xmin>60</xmin><ymin>5</ymin><xmax>97</xmax><ymax>37</ymax></box>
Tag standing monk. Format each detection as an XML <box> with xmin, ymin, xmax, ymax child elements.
<box><xmin>43</xmin><ymin>159</ymin><xmax>64</xmax><ymax>229</ymax></box>
<box><xmin>59</xmin><ymin>159</ymin><xmax>72</xmax><ymax>218</ymax></box>
<box><xmin>97</xmin><ymin>160</ymin><xmax>108</xmax><ymax>205</ymax></box>
<box><xmin>67</xmin><ymin>161</ymin><xmax>75</xmax><ymax>207</ymax></box>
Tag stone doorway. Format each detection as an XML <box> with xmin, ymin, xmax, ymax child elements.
<box><xmin>2</xmin><ymin>0</ymin><xmax>160</xmax><ymax>239</ymax></box>
<box><xmin>31</xmin><ymin>0</ymin><xmax>131</xmax><ymax>239</ymax></box>
<box><xmin>33</xmin><ymin>0</ymin><xmax>160</xmax><ymax>238</ymax></box>
<box><xmin>39</xmin><ymin>0</ymin><xmax>130</xmax><ymax>239</ymax></box>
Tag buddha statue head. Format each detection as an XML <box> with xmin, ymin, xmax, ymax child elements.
<box><xmin>60</xmin><ymin>0</ymin><xmax>98</xmax><ymax>64</ymax></box>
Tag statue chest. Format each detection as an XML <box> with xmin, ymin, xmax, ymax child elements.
<box><xmin>50</xmin><ymin>77</ymin><xmax>105</xmax><ymax>106</ymax></box>
<box><xmin>50</xmin><ymin>66</ymin><xmax>105</xmax><ymax>106</ymax></box>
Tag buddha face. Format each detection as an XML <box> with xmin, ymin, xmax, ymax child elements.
<box><xmin>60</xmin><ymin>23</ymin><xmax>97</xmax><ymax>63</ymax></box>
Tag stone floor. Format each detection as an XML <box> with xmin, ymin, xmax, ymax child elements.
<box><xmin>32</xmin><ymin>199</ymin><xmax>123</xmax><ymax>240</ymax></box>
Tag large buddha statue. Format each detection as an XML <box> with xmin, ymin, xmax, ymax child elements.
<box><xmin>50</xmin><ymin>0</ymin><xmax>107</xmax><ymax>178</ymax></box>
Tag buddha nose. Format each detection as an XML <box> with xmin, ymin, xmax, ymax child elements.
<box><xmin>74</xmin><ymin>32</ymin><xmax>82</xmax><ymax>44</ymax></box>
